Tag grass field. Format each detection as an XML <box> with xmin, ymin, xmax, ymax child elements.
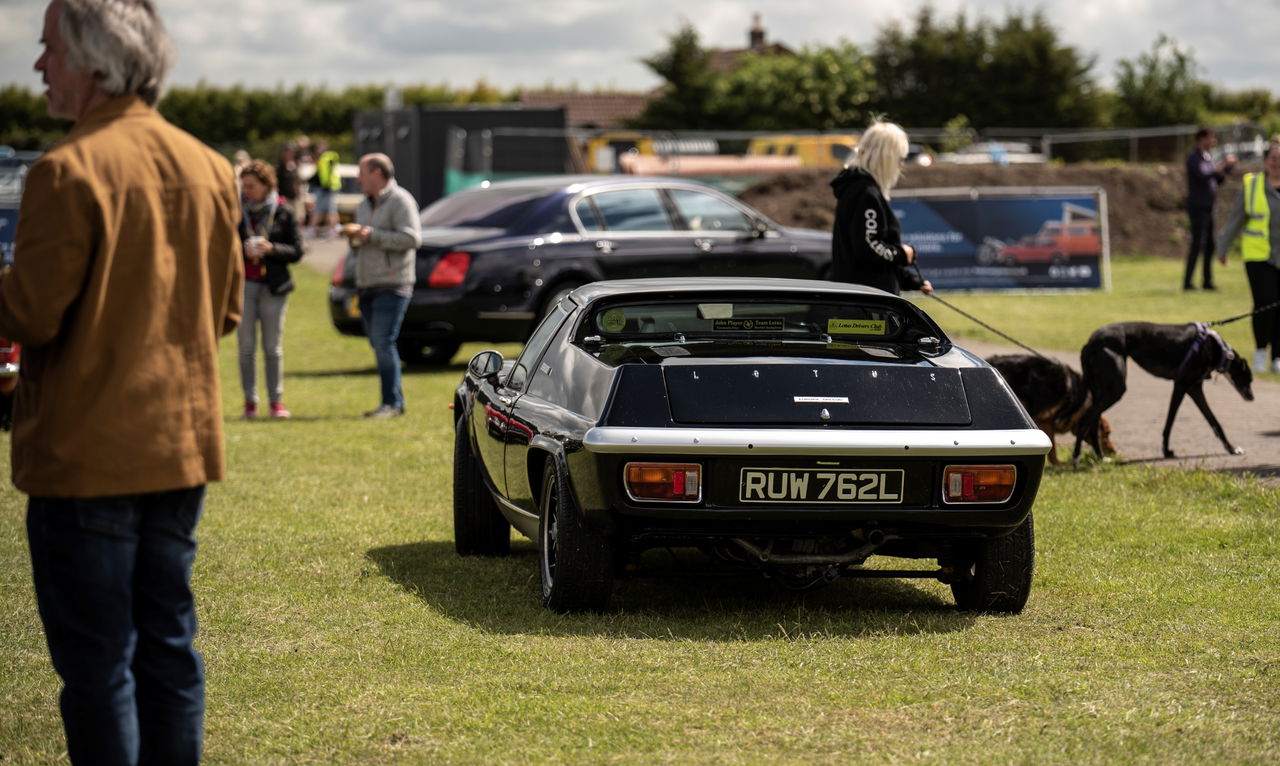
<box><xmin>0</xmin><ymin>257</ymin><xmax>1277</xmax><ymax>764</ymax></box>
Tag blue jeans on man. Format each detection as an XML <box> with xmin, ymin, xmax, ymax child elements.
<box><xmin>359</xmin><ymin>290</ymin><xmax>411</xmax><ymax>412</ymax></box>
<box><xmin>27</xmin><ymin>486</ymin><xmax>206</xmax><ymax>766</ymax></box>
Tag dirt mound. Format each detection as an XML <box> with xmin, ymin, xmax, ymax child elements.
<box><xmin>740</xmin><ymin>163</ymin><xmax>1257</xmax><ymax>259</ymax></box>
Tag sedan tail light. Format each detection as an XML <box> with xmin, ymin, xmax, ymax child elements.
<box><xmin>331</xmin><ymin>254</ymin><xmax>347</xmax><ymax>287</ymax></box>
<box><xmin>625</xmin><ymin>462</ymin><xmax>701</xmax><ymax>502</ymax></box>
<box><xmin>942</xmin><ymin>465</ymin><xmax>1016</xmax><ymax>504</ymax></box>
<box><xmin>427</xmin><ymin>251</ymin><xmax>471</xmax><ymax>288</ymax></box>
<box><xmin>0</xmin><ymin>338</ymin><xmax>19</xmax><ymax>369</ymax></box>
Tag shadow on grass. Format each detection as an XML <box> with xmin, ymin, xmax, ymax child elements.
<box><xmin>1117</xmin><ymin>452</ymin><xmax>1224</xmax><ymax>465</ymax></box>
<box><xmin>291</xmin><ymin>363</ymin><xmax>468</xmax><ymax>378</ymax></box>
<box><xmin>291</xmin><ymin>367</ymin><xmax>379</xmax><ymax>378</ymax></box>
<box><xmin>1213</xmin><ymin>463</ymin><xmax>1280</xmax><ymax>479</ymax></box>
<box><xmin>367</xmin><ymin>541</ymin><xmax>978</xmax><ymax>640</ymax></box>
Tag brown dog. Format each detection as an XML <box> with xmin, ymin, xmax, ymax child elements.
<box><xmin>987</xmin><ymin>353</ymin><xmax>1116</xmax><ymax>464</ymax></box>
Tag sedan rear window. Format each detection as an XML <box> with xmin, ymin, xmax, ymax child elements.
<box><xmin>420</xmin><ymin>187</ymin><xmax>553</xmax><ymax>229</ymax></box>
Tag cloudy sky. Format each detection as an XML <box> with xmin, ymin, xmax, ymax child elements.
<box><xmin>0</xmin><ymin>0</ymin><xmax>1274</xmax><ymax>95</ymax></box>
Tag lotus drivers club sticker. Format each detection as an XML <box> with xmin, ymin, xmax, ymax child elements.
<box><xmin>828</xmin><ymin>318</ymin><xmax>887</xmax><ymax>335</ymax></box>
<box><xmin>600</xmin><ymin>309</ymin><xmax>627</xmax><ymax>332</ymax></box>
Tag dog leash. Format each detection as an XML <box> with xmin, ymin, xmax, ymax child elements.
<box><xmin>1206</xmin><ymin>298</ymin><xmax>1280</xmax><ymax>327</ymax></box>
<box><xmin>908</xmin><ymin>263</ymin><xmax>1053</xmax><ymax>361</ymax></box>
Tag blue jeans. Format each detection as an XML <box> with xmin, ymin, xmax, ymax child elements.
<box><xmin>359</xmin><ymin>291</ymin><xmax>411</xmax><ymax>410</ymax></box>
<box><xmin>27</xmin><ymin>487</ymin><xmax>206</xmax><ymax>766</ymax></box>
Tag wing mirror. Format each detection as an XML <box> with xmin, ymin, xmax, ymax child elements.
<box><xmin>468</xmin><ymin>350</ymin><xmax>504</xmax><ymax>380</ymax></box>
<box><xmin>751</xmin><ymin>219</ymin><xmax>772</xmax><ymax>239</ymax></box>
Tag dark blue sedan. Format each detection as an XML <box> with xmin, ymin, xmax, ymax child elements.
<box><xmin>328</xmin><ymin>175</ymin><xmax>832</xmax><ymax>364</ymax></box>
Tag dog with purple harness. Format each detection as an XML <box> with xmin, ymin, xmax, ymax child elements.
<box><xmin>1072</xmin><ymin>321</ymin><xmax>1254</xmax><ymax>462</ymax></box>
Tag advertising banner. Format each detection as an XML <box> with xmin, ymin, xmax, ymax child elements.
<box><xmin>892</xmin><ymin>186</ymin><xmax>1110</xmax><ymax>291</ymax></box>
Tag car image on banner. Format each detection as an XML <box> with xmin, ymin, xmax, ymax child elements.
<box><xmin>893</xmin><ymin>187</ymin><xmax>1110</xmax><ymax>291</ymax></box>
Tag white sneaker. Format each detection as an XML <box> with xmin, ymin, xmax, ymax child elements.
<box><xmin>1253</xmin><ymin>349</ymin><xmax>1267</xmax><ymax>373</ymax></box>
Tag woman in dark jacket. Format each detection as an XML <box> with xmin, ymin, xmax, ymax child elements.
<box><xmin>830</xmin><ymin>120</ymin><xmax>933</xmax><ymax>296</ymax></box>
<box><xmin>238</xmin><ymin>159</ymin><xmax>304</xmax><ymax>419</ymax></box>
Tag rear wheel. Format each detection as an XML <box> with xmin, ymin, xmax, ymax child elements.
<box><xmin>453</xmin><ymin>416</ymin><xmax>510</xmax><ymax>556</ymax></box>
<box><xmin>398</xmin><ymin>338</ymin><xmax>461</xmax><ymax>366</ymax></box>
<box><xmin>950</xmin><ymin>513</ymin><xmax>1034</xmax><ymax>613</ymax></box>
<box><xmin>538</xmin><ymin>460</ymin><xmax>613</xmax><ymax>612</ymax></box>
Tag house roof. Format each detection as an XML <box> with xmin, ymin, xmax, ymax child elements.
<box><xmin>517</xmin><ymin>91</ymin><xmax>651</xmax><ymax>129</ymax></box>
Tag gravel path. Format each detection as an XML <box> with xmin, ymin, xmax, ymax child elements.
<box><xmin>959</xmin><ymin>338</ymin><xmax>1280</xmax><ymax>486</ymax></box>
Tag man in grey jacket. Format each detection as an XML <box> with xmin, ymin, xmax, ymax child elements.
<box><xmin>346</xmin><ymin>153</ymin><xmax>422</xmax><ymax>417</ymax></box>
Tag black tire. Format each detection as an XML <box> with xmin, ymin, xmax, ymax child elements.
<box><xmin>538</xmin><ymin>460</ymin><xmax>613</xmax><ymax>612</ymax></box>
<box><xmin>453</xmin><ymin>416</ymin><xmax>510</xmax><ymax>556</ymax></box>
<box><xmin>950</xmin><ymin>512</ymin><xmax>1034</xmax><ymax>613</ymax></box>
<box><xmin>398</xmin><ymin>338</ymin><xmax>461</xmax><ymax>366</ymax></box>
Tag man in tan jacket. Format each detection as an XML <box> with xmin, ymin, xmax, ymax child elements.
<box><xmin>0</xmin><ymin>2</ymin><xmax>242</xmax><ymax>763</ymax></box>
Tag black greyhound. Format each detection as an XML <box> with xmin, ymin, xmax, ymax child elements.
<box><xmin>1072</xmin><ymin>321</ymin><xmax>1254</xmax><ymax>462</ymax></box>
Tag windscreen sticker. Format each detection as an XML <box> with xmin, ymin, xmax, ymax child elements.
<box><xmin>600</xmin><ymin>309</ymin><xmax>627</xmax><ymax>333</ymax></box>
<box><xmin>714</xmin><ymin>317</ymin><xmax>783</xmax><ymax>331</ymax></box>
<box><xmin>828</xmin><ymin>318</ymin><xmax>887</xmax><ymax>335</ymax></box>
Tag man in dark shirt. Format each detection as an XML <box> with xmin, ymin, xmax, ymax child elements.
<box><xmin>1184</xmin><ymin>126</ymin><xmax>1236</xmax><ymax>290</ymax></box>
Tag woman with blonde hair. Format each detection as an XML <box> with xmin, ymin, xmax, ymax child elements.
<box><xmin>830</xmin><ymin>120</ymin><xmax>933</xmax><ymax>295</ymax></box>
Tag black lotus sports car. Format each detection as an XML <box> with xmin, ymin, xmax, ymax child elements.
<box><xmin>452</xmin><ymin>277</ymin><xmax>1050</xmax><ymax>612</ymax></box>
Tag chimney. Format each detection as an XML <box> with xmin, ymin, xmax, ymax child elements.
<box><xmin>749</xmin><ymin>13</ymin><xmax>765</xmax><ymax>50</ymax></box>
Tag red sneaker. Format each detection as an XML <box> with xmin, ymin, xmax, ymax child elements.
<box><xmin>270</xmin><ymin>401</ymin><xmax>292</xmax><ymax>419</ymax></box>
<box><xmin>244</xmin><ymin>401</ymin><xmax>258</xmax><ymax>419</ymax></box>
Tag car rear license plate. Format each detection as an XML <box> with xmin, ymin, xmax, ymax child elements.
<box><xmin>346</xmin><ymin>295</ymin><xmax>361</xmax><ymax>318</ymax></box>
<box><xmin>739</xmin><ymin>468</ymin><xmax>905</xmax><ymax>504</ymax></box>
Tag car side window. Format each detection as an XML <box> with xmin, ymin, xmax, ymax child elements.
<box><xmin>507</xmin><ymin>304</ymin><xmax>570</xmax><ymax>393</ymax></box>
<box><xmin>668</xmin><ymin>189</ymin><xmax>754</xmax><ymax>233</ymax></box>
<box><xmin>575</xmin><ymin>198</ymin><xmax>604</xmax><ymax>232</ymax></box>
<box><xmin>589</xmin><ymin>189</ymin><xmax>673</xmax><ymax>232</ymax></box>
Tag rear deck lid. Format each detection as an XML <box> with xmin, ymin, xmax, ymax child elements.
<box><xmin>663</xmin><ymin>363</ymin><xmax>971</xmax><ymax>426</ymax></box>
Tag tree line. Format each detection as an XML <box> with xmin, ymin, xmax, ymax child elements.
<box><xmin>0</xmin><ymin>81</ymin><xmax>507</xmax><ymax>158</ymax></box>
<box><xmin>635</xmin><ymin>7</ymin><xmax>1279</xmax><ymax>136</ymax></box>
<box><xmin>2</xmin><ymin>5</ymin><xmax>1278</xmax><ymax>157</ymax></box>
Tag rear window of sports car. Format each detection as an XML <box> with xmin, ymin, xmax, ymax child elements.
<box><xmin>582</xmin><ymin>299</ymin><xmax>912</xmax><ymax>341</ymax></box>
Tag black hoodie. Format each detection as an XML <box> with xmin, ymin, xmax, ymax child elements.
<box><xmin>829</xmin><ymin>167</ymin><xmax>922</xmax><ymax>295</ymax></box>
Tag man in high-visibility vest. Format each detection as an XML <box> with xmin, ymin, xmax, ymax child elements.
<box><xmin>308</xmin><ymin>142</ymin><xmax>342</xmax><ymax>238</ymax></box>
<box><xmin>1217</xmin><ymin>138</ymin><xmax>1280</xmax><ymax>373</ymax></box>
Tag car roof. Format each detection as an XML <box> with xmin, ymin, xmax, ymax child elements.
<box><xmin>462</xmin><ymin>174</ymin><xmax>725</xmax><ymax>194</ymax></box>
<box><xmin>570</xmin><ymin>277</ymin><xmax>899</xmax><ymax>305</ymax></box>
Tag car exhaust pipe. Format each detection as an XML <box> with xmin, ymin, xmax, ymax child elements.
<box><xmin>731</xmin><ymin>530</ymin><xmax>888</xmax><ymax>566</ymax></box>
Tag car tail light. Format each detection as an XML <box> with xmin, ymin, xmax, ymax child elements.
<box><xmin>942</xmin><ymin>465</ymin><xmax>1016</xmax><ymax>504</ymax></box>
<box><xmin>331</xmin><ymin>254</ymin><xmax>347</xmax><ymax>286</ymax></box>
<box><xmin>0</xmin><ymin>338</ymin><xmax>18</xmax><ymax>368</ymax></box>
<box><xmin>625</xmin><ymin>462</ymin><xmax>701</xmax><ymax>502</ymax></box>
<box><xmin>427</xmin><ymin>251</ymin><xmax>471</xmax><ymax>288</ymax></box>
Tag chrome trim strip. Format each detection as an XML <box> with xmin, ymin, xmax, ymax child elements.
<box><xmin>584</xmin><ymin>427</ymin><xmax>1051</xmax><ymax>457</ymax></box>
<box><xmin>496</xmin><ymin>495</ymin><xmax>539</xmax><ymax>521</ymax></box>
